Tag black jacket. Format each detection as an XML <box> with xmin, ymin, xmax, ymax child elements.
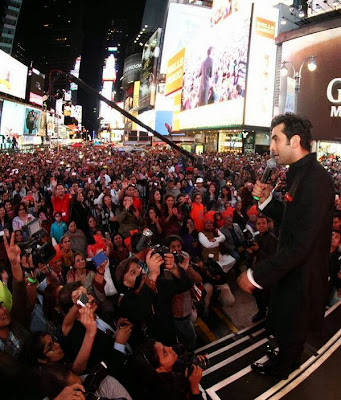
<box><xmin>253</xmin><ymin>153</ymin><xmax>334</xmax><ymax>339</ymax></box>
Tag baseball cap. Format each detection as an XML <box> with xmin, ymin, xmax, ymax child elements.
<box><xmin>196</xmin><ymin>178</ymin><xmax>204</xmax><ymax>183</ymax></box>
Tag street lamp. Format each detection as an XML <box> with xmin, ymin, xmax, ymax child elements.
<box><xmin>280</xmin><ymin>55</ymin><xmax>317</xmax><ymax>91</ymax></box>
<box><xmin>280</xmin><ymin>55</ymin><xmax>317</xmax><ymax>112</ymax></box>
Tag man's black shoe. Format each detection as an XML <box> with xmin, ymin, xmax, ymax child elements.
<box><xmin>252</xmin><ymin>311</ymin><xmax>266</xmax><ymax>323</ymax></box>
<box><xmin>251</xmin><ymin>359</ymin><xmax>292</xmax><ymax>380</ymax></box>
<box><xmin>266</xmin><ymin>345</ymin><xmax>279</xmax><ymax>360</ymax></box>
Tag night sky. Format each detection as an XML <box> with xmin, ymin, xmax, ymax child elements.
<box><xmin>15</xmin><ymin>0</ymin><xmax>147</xmax><ymax>131</ymax></box>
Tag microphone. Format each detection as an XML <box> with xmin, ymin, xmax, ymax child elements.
<box><xmin>253</xmin><ymin>158</ymin><xmax>277</xmax><ymax>201</ymax></box>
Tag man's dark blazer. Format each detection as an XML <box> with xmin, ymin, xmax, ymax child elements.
<box><xmin>253</xmin><ymin>153</ymin><xmax>334</xmax><ymax>345</ymax></box>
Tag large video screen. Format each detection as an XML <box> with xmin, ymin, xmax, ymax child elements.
<box><xmin>178</xmin><ymin>4</ymin><xmax>251</xmax><ymax>130</ymax></box>
<box><xmin>0</xmin><ymin>50</ymin><xmax>28</xmax><ymax>99</ymax></box>
<box><xmin>160</xmin><ymin>3</ymin><xmax>211</xmax><ymax>75</ymax></box>
<box><xmin>0</xmin><ymin>100</ymin><xmax>26</xmax><ymax>136</ymax></box>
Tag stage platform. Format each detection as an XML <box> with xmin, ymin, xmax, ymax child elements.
<box><xmin>196</xmin><ymin>301</ymin><xmax>341</xmax><ymax>400</ymax></box>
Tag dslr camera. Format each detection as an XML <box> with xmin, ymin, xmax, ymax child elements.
<box><xmin>19</xmin><ymin>219</ymin><xmax>56</xmax><ymax>265</ymax></box>
<box><xmin>242</xmin><ymin>228</ymin><xmax>255</xmax><ymax>249</ymax></box>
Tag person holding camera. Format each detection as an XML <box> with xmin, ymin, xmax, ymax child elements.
<box><xmin>132</xmin><ymin>338</ymin><xmax>205</xmax><ymax>400</ymax></box>
<box><xmin>115</xmin><ymin>245</ymin><xmax>194</xmax><ymax>348</ymax></box>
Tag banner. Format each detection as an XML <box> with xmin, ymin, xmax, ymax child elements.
<box><xmin>165</xmin><ymin>48</ymin><xmax>185</xmax><ymax>96</ymax></box>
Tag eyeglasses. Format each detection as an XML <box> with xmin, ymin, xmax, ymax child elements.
<box><xmin>42</xmin><ymin>336</ymin><xmax>58</xmax><ymax>355</ymax></box>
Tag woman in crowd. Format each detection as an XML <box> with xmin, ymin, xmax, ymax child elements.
<box><xmin>111</xmin><ymin>233</ymin><xmax>130</xmax><ymax>264</ymax></box>
<box><xmin>180</xmin><ymin>217</ymin><xmax>201</xmax><ymax>258</ymax></box>
<box><xmin>161</xmin><ymin>194</ymin><xmax>182</xmax><ymax>236</ymax></box>
<box><xmin>86</xmin><ymin>215</ymin><xmax>100</xmax><ymax>244</ymax></box>
<box><xmin>4</xmin><ymin>199</ymin><xmax>15</xmax><ymax>220</ymax></box>
<box><xmin>65</xmin><ymin>220</ymin><xmax>88</xmax><ymax>256</ymax></box>
<box><xmin>66</xmin><ymin>252</ymin><xmax>95</xmax><ymax>290</ymax></box>
<box><xmin>203</xmin><ymin>183</ymin><xmax>219</xmax><ymax>211</ymax></box>
<box><xmin>144</xmin><ymin>206</ymin><xmax>163</xmax><ymax>244</ymax></box>
<box><xmin>116</xmin><ymin>195</ymin><xmax>143</xmax><ymax>238</ymax></box>
<box><xmin>148</xmin><ymin>189</ymin><xmax>162</xmax><ymax>216</ymax></box>
<box><xmin>59</xmin><ymin>235</ymin><xmax>75</xmax><ymax>267</ymax></box>
<box><xmin>12</xmin><ymin>201</ymin><xmax>35</xmax><ymax>232</ymax></box>
<box><xmin>99</xmin><ymin>195</ymin><xmax>119</xmax><ymax>237</ymax></box>
<box><xmin>233</xmin><ymin>200</ymin><xmax>248</xmax><ymax>230</ymax></box>
<box><xmin>69</xmin><ymin>191</ymin><xmax>89</xmax><ymax>235</ymax></box>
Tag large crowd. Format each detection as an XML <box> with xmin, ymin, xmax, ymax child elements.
<box><xmin>0</xmin><ymin>144</ymin><xmax>340</xmax><ymax>400</ymax></box>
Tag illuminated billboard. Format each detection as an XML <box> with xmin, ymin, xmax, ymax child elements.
<box><xmin>280</xmin><ymin>27</ymin><xmax>341</xmax><ymax>141</ymax></box>
<box><xmin>165</xmin><ymin>48</ymin><xmax>185</xmax><ymax>96</ymax></box>
<box><xmin>0</xmin><ymin>100</ymin><xmax>26</xmax><ymax>137</ymax></box>
<box><xmin>160</xmin><ymin>3</ymin><xmax>211</xmax><ymax>75</ymax></box>
<box><xmin>178</xmin><ymin>4</ymin><xmax>251</xmax><ymax>130</ymax></box>
<box><xmin>0</xmin><ymin>50</ymin><xmax>28</xmax><ymax>99</ymax></box>
<box><xmin>122</xmin><ymin>53</ymin><xmax>142</xmax><ymax>90</ymax></box>
<box><xmin>139</xmin><ymin>28</ymin><xmax>162</xmax><ymax>111</ymax></box>
<box><xmin>24</xmin><ymin>107</ymin><xmax>41</xmax><ymax>135</ymax></box>
<box><xmin>244</xmin><ymin>3</ymin><xmax>278</xmax><ymax>127</ymax></box>
<box><xmin>102</xmin><ymin>55</ymin><xmax>117</xmax><ymax>82</ymax></box>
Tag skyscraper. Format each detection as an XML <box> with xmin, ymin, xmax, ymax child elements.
<box><xmin>0</xmin><ymin>0</ymin><xmax>23</xmax><ymax>55</ymax></box>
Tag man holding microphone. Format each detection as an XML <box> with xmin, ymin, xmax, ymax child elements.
<box><xmin>238</xmin><ymin>113</ymin><xmax>334</xmax><ymax>379</ymax></box>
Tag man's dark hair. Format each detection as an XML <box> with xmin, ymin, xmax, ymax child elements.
<box><xmin>58</xmin><ymin>281</ymin><xmax>82</xmax><ymax>314</ymax></box>
<box><xmin>257</xmin><ymin>213</ymin><xmax>269</xmax><ymax>223</ymax></box>
<box><xmin>270</xmin><ymin>113</ymin><xmax>312</xmax><ymax>151</ymax></box>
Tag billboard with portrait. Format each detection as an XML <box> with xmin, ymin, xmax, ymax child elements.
<box><xmin>0</xmin><ymin>50</ymin><xmax>28</xmax><ymax>99</ymax></box>
<box><xmin>138</xmin><ymin>28</ymin><xmax>162</xmax><ymax>111</ymax></box>
<box><xmin>0</xmin><ymin>100</ymin><xmax>26</xmax><ymax>137</ymax></box>
<box><xmin>29</xmin><ymin>71</ymin><xmax>45</xmax><ymax>106</ymax></box>
<box><xmin>24</xmin><ymin>107</ymin><xmax>41</xmax><ymax>135</ymax></box>
<box><xmin>178</xmin><ymin>3</ymin><xmax>251</xmax><ymax>130</ymax></box>
<box><xmin>160</xmin><ymin>3</ymin><xmax>211</xmax><ymax>75</ymax></box>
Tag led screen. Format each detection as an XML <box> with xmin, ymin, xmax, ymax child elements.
<box><xmin>24</xmin><ymin>107</ymin><xmax>42</xmax><ymax>135</ymax></box>
<box><xmin>160</xmin><ymin>3</ymin><xmax>211</xmax><ymax>75</ymax></box>
<box><xmin>178</xmin><ymin>4</ymin><xmax>251</xmax><ymax>130</ymax></box>
<box><xmin>0</xmin><ymin>50</ymin><xmax>28</xmax><ymax>99</ymax></box>
<box><xmin>0</xmin><ymin>100</ymin><xmax>26</xmax><ymax>136</ymax></box>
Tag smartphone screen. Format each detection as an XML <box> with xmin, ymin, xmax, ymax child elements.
<box><xmin>77</xmin><ymin>292</ymin><xmax>88</xmax><ymax>307</ymax></box>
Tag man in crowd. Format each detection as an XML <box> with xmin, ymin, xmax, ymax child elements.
<box><xmin>246</xmin><ymin>214</ymin><xmax>278</xmax><ymax>322</ymax></box>
<box><xmin>238</xmin><ymin>113</ymin><xmax>334</xmax><ymax>379</ymax></box>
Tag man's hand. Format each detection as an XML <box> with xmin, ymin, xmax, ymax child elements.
<box><xmin>252</xmin><ymin>180</ymin><xmax>271</xmax><ymax>204</ymax></box>
<box><xmin>115</xmin><ymin>318</ymin><xmax>133</xmax><ymax>345</ymax></box>
<box><xmin>237</xmin><ymin>271</ymin><xmax>256</xmax><ymax>294</ymax></box>
<box><xmin>79</xmin><ymin>304</ymin><xmax>97</xmax><ymax>337</ymax></box>
<box><xmin>146</xmin><ymin>249</ymin><xmax>163</xmax><ymax>279</ymax></box>
<box><xmin>164</xmin><ymin>253</ymin><xmax>175</xmax><ymax>270</ymax></box>
<box><xmin>53</xmin><ymin>384</ymin><xmax>85</xmax><ymax>400</ymax></box>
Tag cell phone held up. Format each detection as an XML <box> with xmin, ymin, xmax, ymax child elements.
<box><xmin>92</xmin><ymin>251</ymin><xmax>108</xmax><ymax>268</ymax></box>
<box><xmin>77</xmin><ymin>292</ymin><xmax>89</xmax><ymax>307</ymax></box>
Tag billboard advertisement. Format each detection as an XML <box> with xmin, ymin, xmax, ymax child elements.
<box><xmin>102</xmin><ymin>55</ymin><xmax>117</xmax><ymax>82</ymax></box>
<box><xmin>178</xmin><ymin>3</ymin><xmax>251</xmax><ymax>130</ymax></box>
<box><xmin>165</xmin><ymin>48</ymin><xmax>185</xmax><ymax>96</ymax></box>
<box><xmin>24</xmin><ymin>107</ymin><xmax>41</xmax><ymax>135</ymax></box>
<box><xmin>0</xmin><ymin>100</ymin><xmax>26</xmax><ymax>137</ymax></box>
<box><xmin>155</xmin><ymin>111</ymin><xmax>173</xmax><ymax>135</ymax></box>
<box><xmin>0</xmin><ymin>50</ymin><xmax>28</xmax><ymax>99</ymax></box>
<box><xmin>279</xmin><ymin>27</ymin><xmax>341</xmax><ymax>141</ymax></box>
<box><xmin>138</xmin><ymin>28</ymin><xmax>162</xmax><ymax>111</ymax></box>
<box><xmin>244</xmin><ymin>3</ymin><xmax>278</xmax><ymax>127</ymax></box>
<box><xmin>160</xmin><ymin>3</ymin><xmax>211</xmax><ymax>75</ymax></box>
<box><xmin>122</xmin><ymin>53</ymin><xmax>142</xmax><ymax>90</ymax></box>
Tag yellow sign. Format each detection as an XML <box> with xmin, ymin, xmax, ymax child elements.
<box><xmin>255</xmin><ymin>17</ymin><xmax>275</xmax><ymax>40</ymax></box>
<box><xmin>165</xmin><ymin>48</ymin><xmax>185</xmax><ymax>96</ymax></box>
